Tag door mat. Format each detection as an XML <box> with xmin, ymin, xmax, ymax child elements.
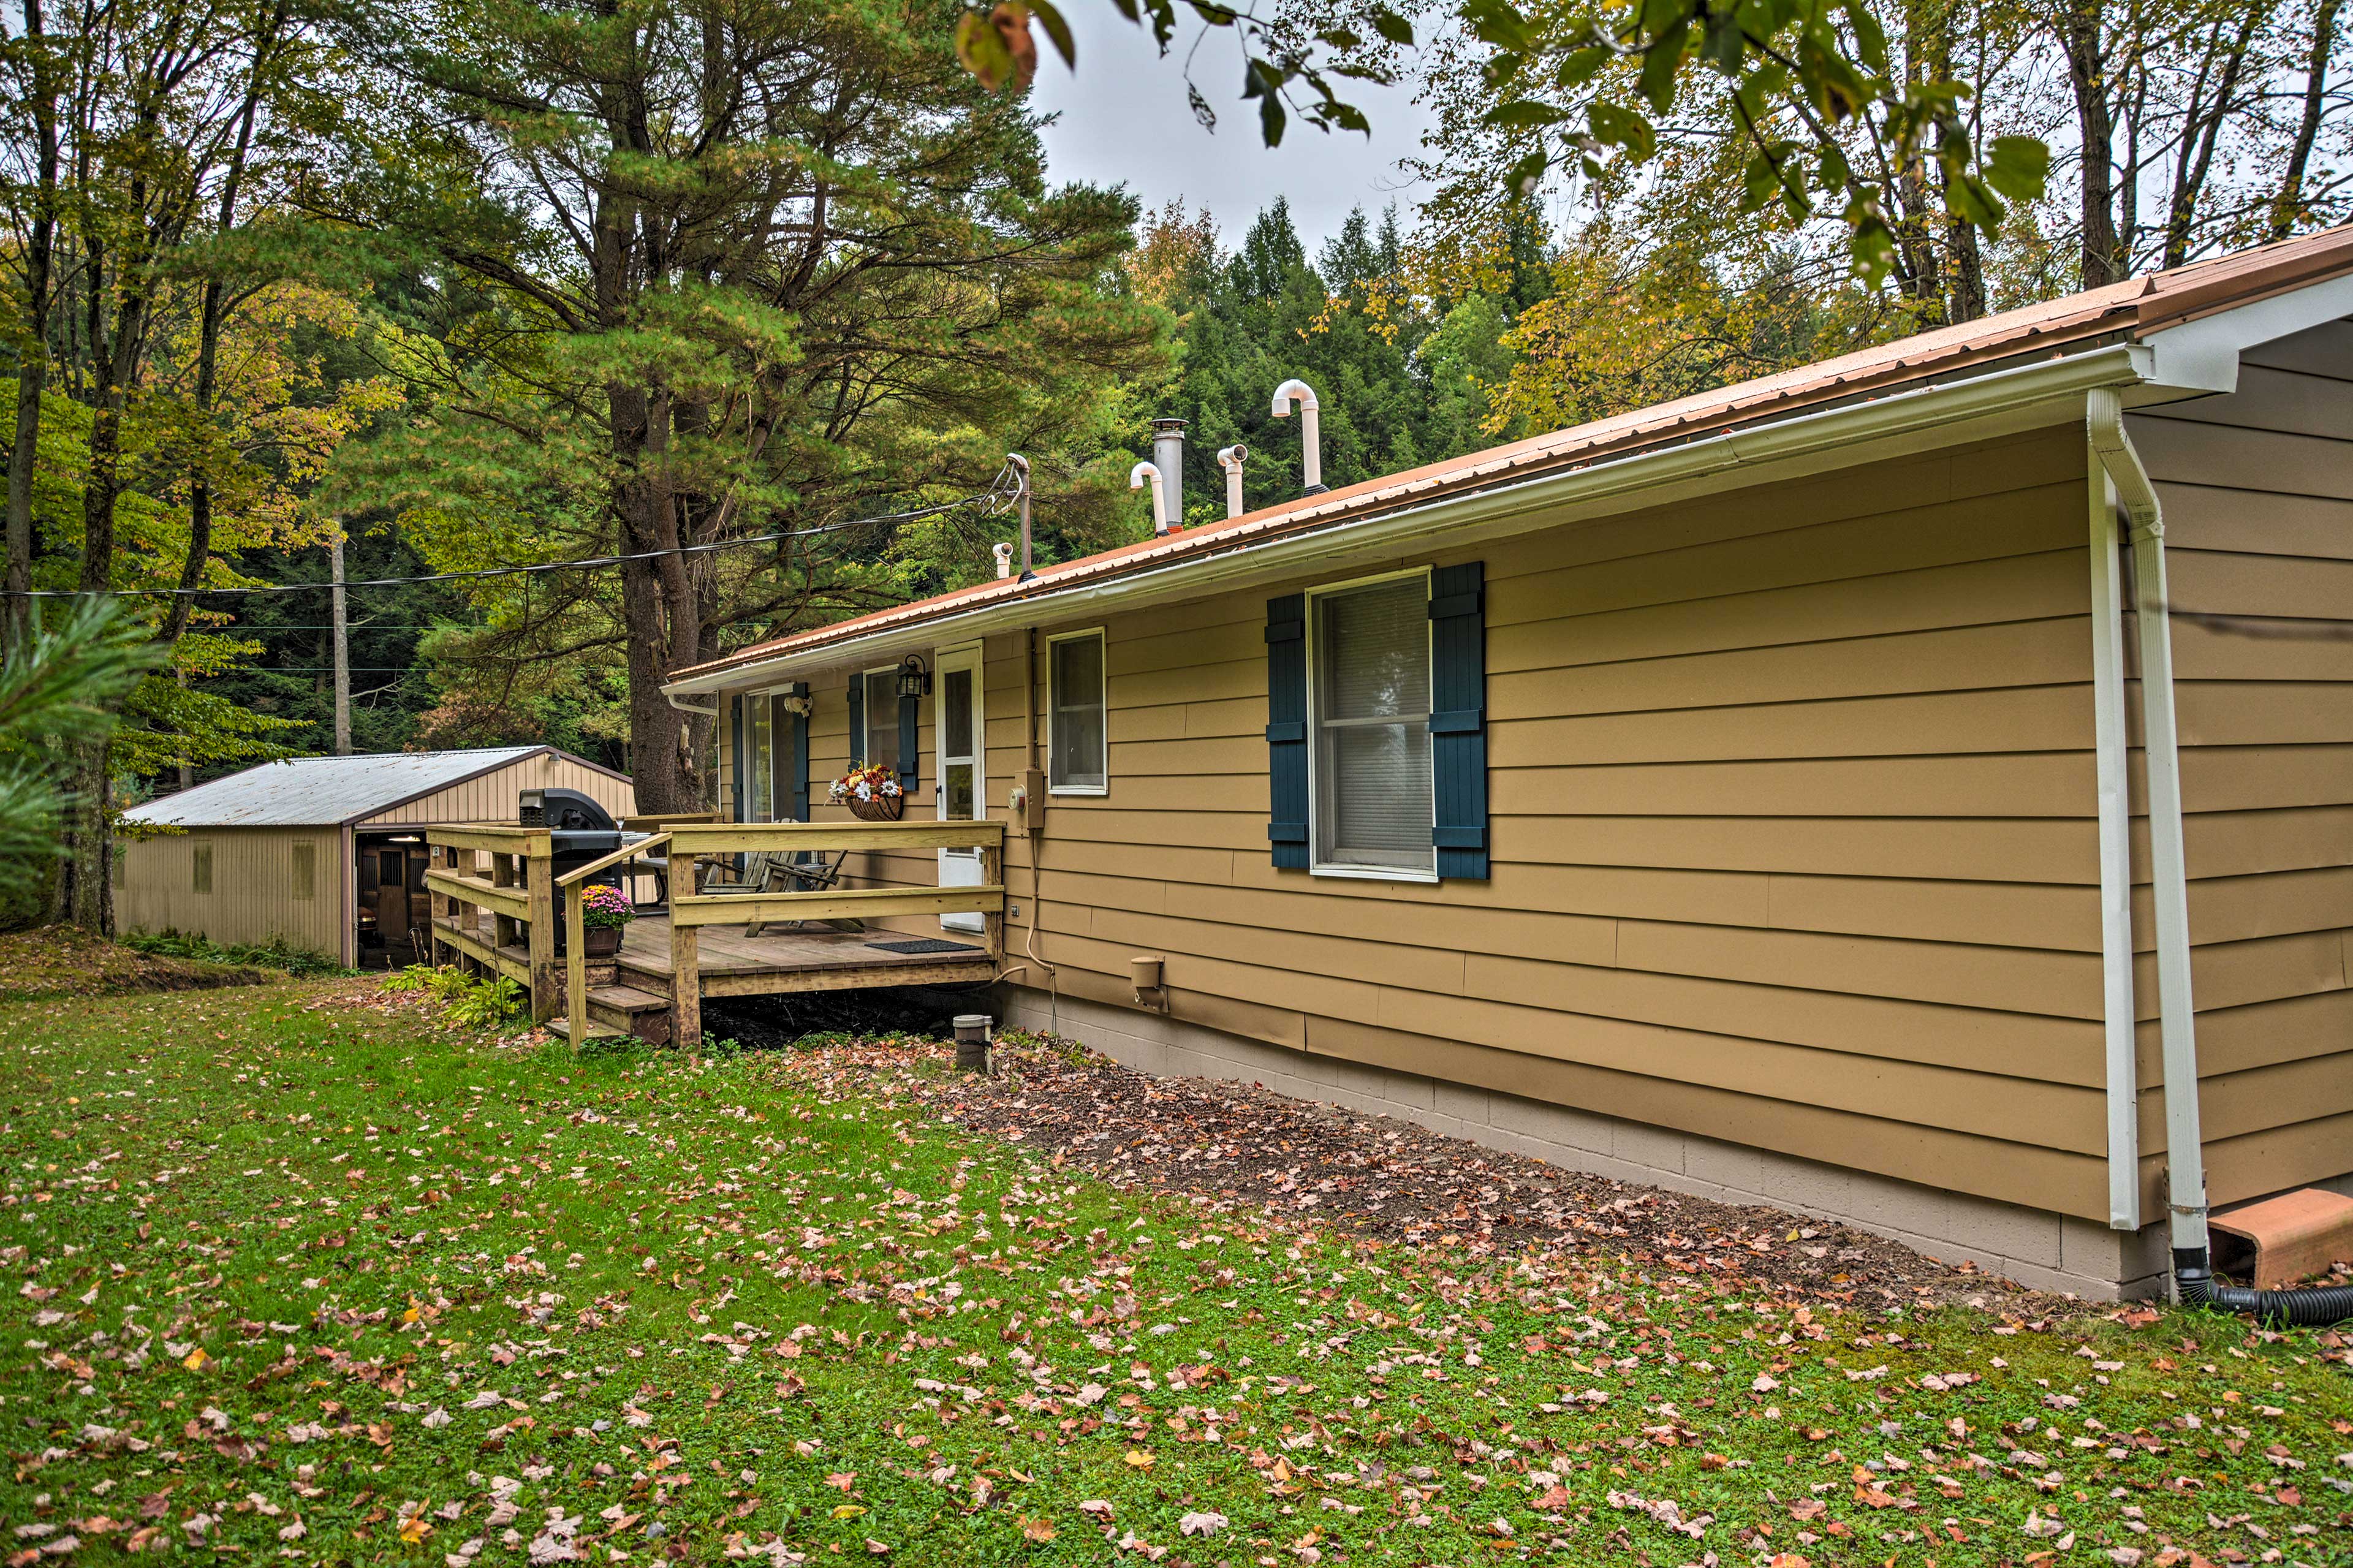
<box><xmin>866</xmin><ymin>937</ymin><xmax>984</xmax><ymax>956</ymax></box>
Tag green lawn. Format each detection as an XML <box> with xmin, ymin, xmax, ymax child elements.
<box><xmin>2</xmin><ymin>975</ymin><xmax>2347</xmax><ymax>1566</ymax></box>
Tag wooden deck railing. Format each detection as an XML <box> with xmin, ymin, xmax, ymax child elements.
<box><xmin>657</xmin><ymin>820</ymin><xmax>1006</xmax><ymax>1047</ymax></box>
<box><xmin>555</xmin><ymin>833</ymin><xmax>672</xmax><ymax>1050</ymax></box>
<box><xmin>422</xmin><ymin>826</ymin><xmax>556</xmax><ymax>1023</ymax></box>
<box><xmin>428</xmin><ymin>819</ymin><xmax>1005</xmax><ymax>1049</ymax></box>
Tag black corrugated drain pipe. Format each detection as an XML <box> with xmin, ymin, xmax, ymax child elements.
<box><xmin>2174</xmin><ymin>1249</ymin><xmax>2353</xmax><ymax>1326</ymax></box>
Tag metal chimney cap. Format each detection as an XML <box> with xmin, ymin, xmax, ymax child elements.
<box><xmin>1148</xmin><ymin>416</ymin><xmax>1189</xmax><ymax>433</ymax></box>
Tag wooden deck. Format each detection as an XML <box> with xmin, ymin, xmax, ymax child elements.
<box><xmin>430</xmin><ymin>911</ymin><xmax>993</xmax><ymax>996</ymax></box>
<box><xmin>424</xmin><ymin>819</ymin><xmax>1007</xmax><ymax>1048</ymax></box>
<box><xmin>609</xmin><ymin>913</ymin><xmax>995</xmax><ymax>997</ymax></box>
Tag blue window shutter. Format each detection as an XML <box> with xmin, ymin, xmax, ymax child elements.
<box><xmin>786</xmin><ymin>683</ymin><xmax>810</xmax><ymax>822</ymax></box>
<box><xmin>898</xmin><ymin>688</ymin><xmax>919</xmax><ymax>789</ymax></box>
<box><xmin>729</xmin><ymin>695</ymin><xmax>748</xmax><ymax>824</ymax></box>
<box><xmin>846</xmin><ymin>677</ymin><xmax>865</xmax><ymax>771</ymax></box>
<box><xmin>1429</xmin><ymin>561</ymin><xmax>1489</xmax><ymax>880</ymax></box>
<box><xmin>1266</xmin><ymin>593</ymin><xmax>1309</xmax><ymax>869</ymax></box>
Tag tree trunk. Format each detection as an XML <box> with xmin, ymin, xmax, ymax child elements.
<box><xmin>2272</xmin><ymin>0</ymin><xmax>2342</xmax><ymax>239</ymax></box>
<box><xmin>52</xmin><ymin>733</ymin><xmax>113</xmax><ymax>931</ymax></box>
<box><xmin>4</xmin><ymin>0</ymin><xmax>59</xmax><ymax>651</ymax></box>
<box><xmin>610</xmin><ymin>375</ymin><xmax>704</xmax><ymax>815</ymax></box>
<box><xmin>54</xmin><ymin>251</ymin><xmax>144</xmax><ymax>933</ymax></box>
<box><xmin>2161</xmin><ymin>10</ymin><xmax>2257</xmax><ymax>270</ymax></box>
<box><xmin>2064</xmin><ymin>0</ymin><xmax>2121</xmax><ymax>288</ymax></box>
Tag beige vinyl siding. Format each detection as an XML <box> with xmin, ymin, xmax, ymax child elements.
<box><xmin>2126</xmin><ymin>318</ymin><xmax>2353</xmax><ymax>1210</ymax></box>
<box><xmin>721</xmin><ymin>404</ymin><xmax>2350</xmax><ymax>1218</ymax></box>
<box><xmin>716</xmin><ymin>426</ymin><xmax>2129</xmax><ymax>1217</ymax></box>
<box><xmin>119</xmin><ymin>827</ymin><xmax>346</xmax><ymax>957</ymax></box>
<box><xmin>716</xmin><ymin>694</ymin><xmax>737</xmax><ymax>820</ymax></box>
<box><xmin>707</xmin><ymin>359</ymin><xmax>2353</xmax><ymax>1225</ymax></box>
<box><xmin>999</xmin><ymin>428</ymin><xmax>2118</xmax><ymax>1216</ymax></box>
<box><xmin>362</xmin><ymin>750</ymin><xmax>634</xmax><ymax>827</ymax></box>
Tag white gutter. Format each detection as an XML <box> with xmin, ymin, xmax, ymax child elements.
<box><xmin>2083</xmin><ymin>419</ymin><xmax>2140</xmax><ymax>1232</ymax></box>
<box><xmin>667</xmin><ymin>343</ymin><xmax>2162</xmax><ymax>698</ymax></box>
<box><xmin>2086</xmin><ymin>385</ymin><xmax>2207</xmax><ymax>1265</ymax></box>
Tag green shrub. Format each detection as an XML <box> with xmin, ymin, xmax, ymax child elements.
<box><xmin>382</xmin><ymin>964</ymin><xmax>526</xmax><ymax>1028</ymax></box>
<box><xmin>120</xmin><ymin>928</ymin><xmax>349</xmax><ymax>977</ymax></box>
<box><xmin>447</xmin><ymin>975</ymin><xmax>526</xmax><ymax>1028</ymax></box>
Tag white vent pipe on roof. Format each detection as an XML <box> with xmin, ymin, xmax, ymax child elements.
<box><xmin>1216</xmin><ymin>444</ymin><xmax>1248</xmax><ymax>518</ymax></box>
<box><xmin>1270</xmin><ymin>379</ymin><xmax>1325</xmax><ymax>494</ymax></box>
<box><xmin>993</xmin><ymin>542</ymin><xmax>1014</xmax><ymax>579</ymax></box>
<box><xmin>1129</xmin><ymin>460</ymin><xmax>1170</xmax><ymax>534</ymax></box>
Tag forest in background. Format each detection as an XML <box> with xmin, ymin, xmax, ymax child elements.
<box><xmin>1</xmin><ymin>0</ymin><xmax>2347</xmax><ymax>931</ymax></box>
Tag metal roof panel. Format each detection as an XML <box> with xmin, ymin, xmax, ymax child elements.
<box><xmin>120</xmin><ymin>747</ymin><xmax>551</xmax><ymax>828</ymax></box>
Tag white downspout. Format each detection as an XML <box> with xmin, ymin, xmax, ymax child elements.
<box><xmin>2086</xmin><ymin>385</ymin><xmax>2207</xmax><ymax>1270</ymax></box>
<box><xmin>2084</xmin><ymin>425</ymin><xmax>2140</xmax><ymax>1233</ymax></box>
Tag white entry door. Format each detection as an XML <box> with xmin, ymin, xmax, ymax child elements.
<box><xmin>935</xmin><ymin>646</ymin><xmax>985</xmax><ymax>933</ymax></box>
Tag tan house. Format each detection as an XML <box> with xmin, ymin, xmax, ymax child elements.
<box><xmin>664</xmin><ymin>228</ymin><xmax>2353</xmax><ymax>1299</ymax></box>
<box><xmin>120</xmin><ymin>746</ymin><xmax>634</xmax><ymax>966</ymax></box>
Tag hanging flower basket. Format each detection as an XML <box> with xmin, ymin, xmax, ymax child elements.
<box><xmin>830</xmin><ymin>762</ymin><xmax>906</xmax><ymax>822</ymax></box>
<box><xmin>846</xmin><ymin>793</ymin><xmax>904</xmax><ymax>822</ymax></box>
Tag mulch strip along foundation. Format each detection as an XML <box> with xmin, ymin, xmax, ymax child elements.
<box><xmin>765</xmin><ymin>1029</ymin><xmax>2064</xmax><ymax>1317</ymax></box>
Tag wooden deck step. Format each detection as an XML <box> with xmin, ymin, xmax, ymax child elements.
<box><xmin>578</xmin><ymin>982</ymin><xmax>673</xmax><ymax>1047</ymax></box>
<box><xmin>552</xmin><ymin>1016</ymin><xmax>631</xmax><ymax>1042</ymax></box>
<box><xmin>615</xmin><ymin>963</ymin><xmax>672</xmax><ymax>998</ymax></box>
<box><xmin>589</xmin><ymin>983</ymin><xmax>670</xmax><ymax>1014</ymax></box>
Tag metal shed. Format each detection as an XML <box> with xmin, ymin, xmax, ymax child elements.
<box><xmin>118</xmin><ymin>746</ymin><xmax>635</xmax><ymax>967</ymax></box>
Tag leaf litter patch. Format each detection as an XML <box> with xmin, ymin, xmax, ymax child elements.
<box><xmin>759</xmin><ymin>1029</ymin><xmax>2058</xmax><ymax>1316</ymax></box>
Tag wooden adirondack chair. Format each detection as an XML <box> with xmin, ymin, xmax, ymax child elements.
<box><xmin>697</xmin><ymin>849</ymin><xmax>857</xmax><ymax>937</ymax></box>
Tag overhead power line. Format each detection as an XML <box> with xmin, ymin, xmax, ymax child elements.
<box><xmin>1</xmin><ymin>483</ymin><xmax>1015</xmax><ymax>601</ymax></box>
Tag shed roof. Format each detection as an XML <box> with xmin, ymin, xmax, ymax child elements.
<box><xmin>669</xmin><ymin>221</ymin><xmax>2353</xmax><ymax>691</ymax></box>
<box><xmin>124</xmin><ymin>747</ymin><xmax>565</xmax><ymax>828</ymax></box>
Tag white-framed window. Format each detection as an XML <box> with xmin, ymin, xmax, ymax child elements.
<box><xmin>859</xmin><ymin>668</ymin><xmax>899</xmax><ymax>771</ymax></box>
<box><xmin>1308</xmin><ymin>569</ymin><xmax>1434</xmax><ymax>879</ymax></box>
<box><xmin>1047</xmin><ymin>629</ymin><xmax>1107</xmax><ymax>794</ymax></box>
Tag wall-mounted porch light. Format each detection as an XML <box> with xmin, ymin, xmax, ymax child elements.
<box><xmin>896</xmin><ymin>654</ymin><xmax>932</xmax><ymax>699</ymax></box>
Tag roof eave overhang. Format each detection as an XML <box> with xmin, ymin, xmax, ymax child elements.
<box><xmin>666</xmin><ymin>338</ymin><xmax>2180</xmax><ymax>697</ymax></box>
<box><xmin>2136</xmin><ymin>269</ymin><xmax>2353</xmax><ymax>390</ymax></box>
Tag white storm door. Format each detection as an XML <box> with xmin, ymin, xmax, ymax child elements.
<box><xmin>935</xmin><ymin>646</ymin><xmax>985</xmax><ymax>933</ymax></box>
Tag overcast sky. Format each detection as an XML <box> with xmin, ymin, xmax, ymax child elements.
<box><xmin>1027</xmin><ymin>5</ymin><xmax>1434</xmax><ymax>252</ymax></box>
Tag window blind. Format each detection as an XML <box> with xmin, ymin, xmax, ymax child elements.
<box><xmin>1050</xmin><ymin>634</ymin><xmax>1107</xmax><ymax>790</ymax></box>
<box><xmin>1313</xmin><ymin>577</ymin><xmax>1433</xmax><ymax>871</ymax></box>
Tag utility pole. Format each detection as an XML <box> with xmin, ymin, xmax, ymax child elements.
<box><xmin>330</xmin><ymin>527</ymin><xmax>351</xmax><ymax>755</ymax></box>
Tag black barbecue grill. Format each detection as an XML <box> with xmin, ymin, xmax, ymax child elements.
<box><xmin>521</xmin><ymin>788</ymin><xmax>624</xmax><ymax>886</ymax></box>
